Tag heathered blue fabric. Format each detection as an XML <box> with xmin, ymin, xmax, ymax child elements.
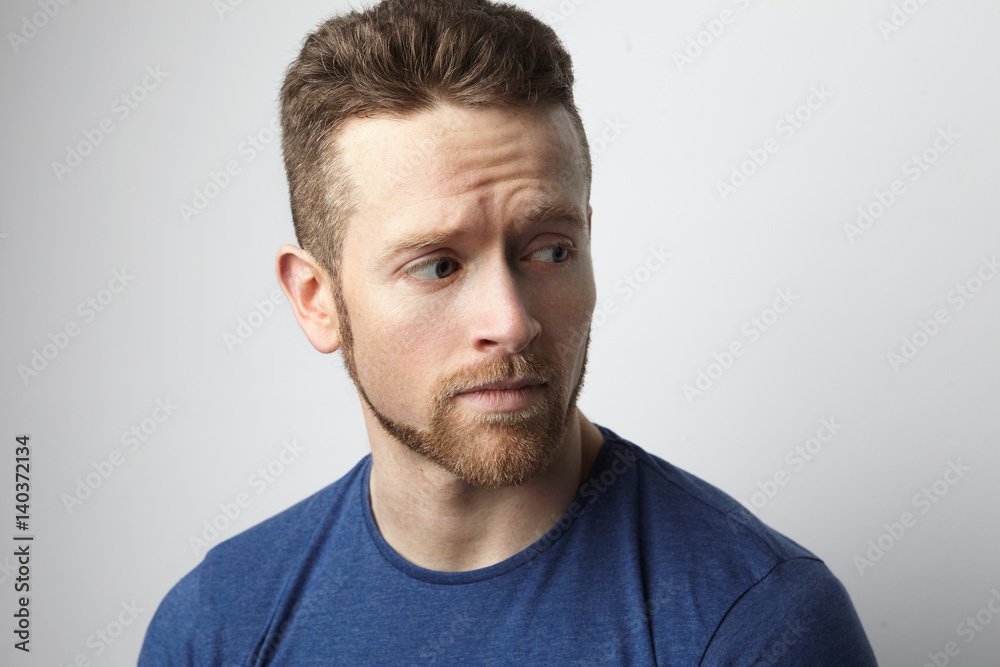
<box><xmin>139</xmin><ymin>424</ymin><xmax>877</xmax><ymax>666</ymax></box>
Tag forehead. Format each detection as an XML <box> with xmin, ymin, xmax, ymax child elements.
<box><xmin>334</xmin><ymin>102</ymin><xmax>587</xmax><ymax>251</ymax></box>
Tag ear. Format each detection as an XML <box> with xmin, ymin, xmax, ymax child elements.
<box><xmin>275</xmin><ymin>244</ymin><xmax>341</xmax><ymax>353</ymax></box>
<box><xmin>587</xmin><ymin>204</ymin><xmax>592</xmax><ymax>237</ymax></box>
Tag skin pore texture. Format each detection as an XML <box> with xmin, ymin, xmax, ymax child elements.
<box><xmin>276</xmin><ymin>101</ymin><xmax>606</xmax><ymax>572</ymax></box>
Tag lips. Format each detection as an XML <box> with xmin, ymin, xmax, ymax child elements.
<box><xmin>459</xmin><ymin>378</ymin><xmax>546</xmax><ymax>394</ymax></box>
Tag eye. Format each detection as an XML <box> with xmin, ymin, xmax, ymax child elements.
<box><xmin>530</xmin><ymin>243</ymin><xmax>572</xmax><ymax>263</ymax></box>
<box><xmin>407</xmin><ymin>256</ymin><xmax>460</xmax><ymax>280</ymax></box>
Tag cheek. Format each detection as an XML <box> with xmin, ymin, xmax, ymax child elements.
<box><xmin>537</xmin><ymin>272</ymin><xmax>596</xmax><ymax>369</ymax></box>
<box><xmin>348</xmin><ymin>292</ymin><xmax>456</xmax><ymax>411</ymax></box>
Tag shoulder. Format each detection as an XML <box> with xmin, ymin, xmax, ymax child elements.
<box><xmin>594</xmin><ymin>425</ymin><xmax>875</xmax><ymax>663</ymax></box>
<box><xmin>597</xmin><ymin>424</ymin><xmax>815</xmax><ymax>568</ymax></box>
<box><xmin>701</xmin><ymin>557</ymin><xmax>878</xmax><ymax>665</ymax></box>
<box><xmin>138</xmin><ymin>455</ymin><xmax>370</xmax><ymax>665</ymax></box>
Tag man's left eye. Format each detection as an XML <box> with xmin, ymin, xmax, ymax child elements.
<box><xmin>531</xmin><ymin>244</ymin><xmax>571</xmax><ymax>263</ymax></box>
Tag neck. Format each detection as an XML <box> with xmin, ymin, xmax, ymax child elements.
<box><xmin>365</xmin><ymin>408</ymin><xmax>604</xmax><ymax>572</ymax></box>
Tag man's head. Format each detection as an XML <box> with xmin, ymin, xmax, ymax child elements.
<box><xmin>277</xmin><ymin>0</ymin><xmax>596</xmax><ymax>487</ymax></box>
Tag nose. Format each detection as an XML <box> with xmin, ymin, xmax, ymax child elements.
<box><xmin>466</xmin><ymin>255</ymin><xmax>541</xmax><ymax>355</ymax></box>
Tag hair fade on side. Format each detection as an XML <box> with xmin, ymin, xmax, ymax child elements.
<box><xmin>279</xmin><ymin>0</ymin><xmax>591</xmax><ymax>285</ymax></box>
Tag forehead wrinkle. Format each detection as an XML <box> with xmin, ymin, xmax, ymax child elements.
<box><xmin>372</xmin><ymin>190</ymin><xmax>496</xmax><ymax>267</ymax></box>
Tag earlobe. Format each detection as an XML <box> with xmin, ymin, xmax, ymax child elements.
<box><xmin>275</xmin><ymin>244</ymin><xmax>342</xmax><ymax>353</ymax></box>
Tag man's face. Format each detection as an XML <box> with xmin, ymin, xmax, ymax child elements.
<box><xmin>332</xmin><ymin>102</ymin><xmax>596</xmax><ymax>488</ymax></box>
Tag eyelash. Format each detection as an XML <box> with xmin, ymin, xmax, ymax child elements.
<box><xmin>405</xmin><ymin>242</ymin><xmax>575</xmax><ymax>281</ymax></box>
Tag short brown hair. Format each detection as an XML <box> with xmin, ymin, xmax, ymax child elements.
<box><xmin>279</xmin><ymin>0</ymin><xmax>591</xmax><ymax>284</ymax></box>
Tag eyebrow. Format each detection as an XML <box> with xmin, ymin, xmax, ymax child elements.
<box><xmin>524</xmin><ymin>203</ymin><xmax>589</xmax><ymax>236</ymax></box>
<box><xmin>374</xmin><ymin>203</ymin><xmax>588</xmax><ymax>267</ymax></box>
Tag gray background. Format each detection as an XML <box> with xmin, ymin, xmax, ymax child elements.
<box><xmin>1</xmin><ymin>0</ymin><xmax>998</xmax><ymax>664</ymax></box>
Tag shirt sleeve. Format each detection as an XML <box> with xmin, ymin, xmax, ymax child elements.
<box><xmin>138</xmin><ymin>566</ymin><xmax>217</xmax><ymax>667</ymax></box>
<box><xmin>699</xmin><ymin>557</ymin><xmax>878</xmax><ymax>666</ymax></box>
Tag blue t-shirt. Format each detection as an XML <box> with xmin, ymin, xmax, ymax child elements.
<box><xmin>139</xmin><ymin>424</ymin><xmax>877</xmax><ymax>665</ymax></box>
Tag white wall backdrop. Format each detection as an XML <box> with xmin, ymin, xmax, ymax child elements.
<box><xmin>1</xmin><ymin>0</ymin><xmax>998</xmax><ymax>664</ymax></box>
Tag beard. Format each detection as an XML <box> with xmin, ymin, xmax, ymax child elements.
<box><xmin>332</xmin><ymin>279</ymin><xmax>590</xmax><ymax>487</ymax></box>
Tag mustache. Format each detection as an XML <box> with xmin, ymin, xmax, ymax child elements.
<box><xmin>439</xmin><ymin>353</ymin><xmax>563</xmax><ymax>398</ymax></box>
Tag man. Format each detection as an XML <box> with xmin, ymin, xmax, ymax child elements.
<box><xmin>141</xmin><ymin>0</ymin><xmax>877</xmax><ymax>664</ymax></box>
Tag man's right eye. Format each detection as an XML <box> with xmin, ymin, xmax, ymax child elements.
<box><xmin>407</xmin><ymin>256</ymin><xmax>459</xmax><ymax>281</ymax></box>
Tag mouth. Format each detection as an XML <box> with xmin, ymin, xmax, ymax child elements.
<box><xmin>458</xmin><ymin>377</ymin><xmax>546</xmax><ymax>394</ymax></box>
<box><xmin>455</xmin><ymin>378</ymin><xmax>547</xmax><ymax>412</ymax></box>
